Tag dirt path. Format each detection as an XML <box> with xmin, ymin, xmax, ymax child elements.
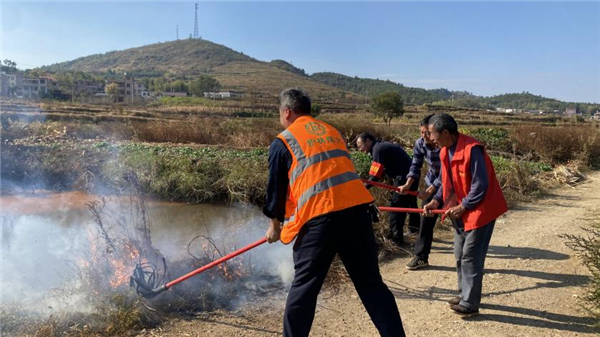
<box><xmin>139</xmin><ymin>172</ymin><xmax>600</xmax><ymax>337</ymax></box>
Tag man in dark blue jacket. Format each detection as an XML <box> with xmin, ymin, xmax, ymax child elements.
<box><xmin>356</xmin><ymin>132</ymin><xmax>419</xmax><ymax>245</ymax></box>
<box><xmin>399</xmin><ymin>114</ymin><xmax>442</xmax><ymax>270</ymax></box>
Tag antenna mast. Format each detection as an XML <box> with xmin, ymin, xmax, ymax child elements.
<box><xmin>193</xmin><ymin>3</ymin><xmax>199</xmax><ymax>39</ymax></box>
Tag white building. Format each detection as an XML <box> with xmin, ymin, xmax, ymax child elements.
<box><xmin>203</xmin><ymin>91</ymin><xmax>242</xmax><ymax>99</ymax></box>
<box><xmin>564</xmin><ymin>107</ymin><xmax>577</xmax><ymax>116</ymax></box>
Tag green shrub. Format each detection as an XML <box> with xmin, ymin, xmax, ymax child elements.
<box><xmin>464</xmin><ymin>127</ymin><xmax>512</xmax><ymax>152</ymax></box>
<box><xmin>351</xmin><ymin>151</ymin><xmax>373</xmax><ymax>178</ymax></box>
<box><xmin>491</xmin><ymin>155</ymin><xmax>544</xmax><ymax>207</ymax></box>
<box><xmin>562</xmin><ymin>223</ymin><xmax>600</xmax><ymax>327</ymax></box>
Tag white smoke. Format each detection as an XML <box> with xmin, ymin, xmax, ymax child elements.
<box><xmin>0</xmin><ymin>196</ymin><xmax>294</xmax><ymax>317</ymax></box>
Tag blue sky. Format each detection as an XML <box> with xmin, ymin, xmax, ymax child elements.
<box><xmin>2</xmin><ymin>1</ymin><xmax>599</xmax><ymax>103</ymax></box>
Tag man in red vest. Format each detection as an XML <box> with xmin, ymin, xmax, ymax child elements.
<box><xmin>264</xmin><ymin>88</ymin><xmax>405</xmax><ymax>336</ymax></box>
<box><xmin>423</xmin><ymin>113</ymin><xmax>508</xmax><ymax>317</ymax></box>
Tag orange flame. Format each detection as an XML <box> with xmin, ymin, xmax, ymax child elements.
<box><xmin>109</xmin><ymin>242</ymin><xmax>141</xmax><ymax>289</ymax></box>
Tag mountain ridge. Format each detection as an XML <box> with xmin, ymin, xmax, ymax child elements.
<box><xmin>39</xmin><ymin>39</ymin><xmax>599</xmax><ymax>110</ymax></box>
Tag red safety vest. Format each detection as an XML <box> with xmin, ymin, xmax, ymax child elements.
<box><xmin>440</xmin><ymin>133</ymin><xmax>508</xmax><ymax>231</ymax></box>
<box><xmin>277</xmin><ymin>116</ymin><xmax>374</xmax><ymax>244</ymax></box>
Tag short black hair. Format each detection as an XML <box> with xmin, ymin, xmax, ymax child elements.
<box><xmin>279</xmin><ymin>88</ymin><xmax>311</xmax><ymax>115</ymax></box>
<box><xmin>357</xmin><ymin>132</ymin><xmax>376</xmax><ymax>143</ymax></box>
<box><xmin>429</xmin><ymin>113</ymin><xmax>458</xmax><ymax>135</ymax></box>
<box><xmin>420</xmin><ymin>114</ymin><xmax>435</xmax><ymax>127</ymax></box>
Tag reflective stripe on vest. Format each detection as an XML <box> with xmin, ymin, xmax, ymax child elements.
<box><xmin>277</xmin><ymin>116</ymin><xmax>374</xmax><ymax>244</ymax></box>
<box><xmin>290</xmin><ymin>149</ymin><xmax>350</xmax><ymax>185</ymax></box>
<box><xmin>284</xmin><ymin>170</ymin><xmax>356</xmax><ymax>223</ymax></box>
<box><xmin>296</xmin><ymin>171</ymin><xmax>360</xmax><ymax>211</ymax></box>
<box><xmin>280</xmin><ymin>129</ymin><xmax>305</xmax><ymax>161</ymax></box>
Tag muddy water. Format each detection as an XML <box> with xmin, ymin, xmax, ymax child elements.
<box><xmin>0</xmin><ymin>191</ymin><xmax>292</xmax><ymax>305</ymax></box>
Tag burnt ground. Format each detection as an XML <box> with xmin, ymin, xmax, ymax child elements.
<box><xmin>136</xmin><ymin>172</ymin><xmax>600</xmax><ymax>337</ymax></box>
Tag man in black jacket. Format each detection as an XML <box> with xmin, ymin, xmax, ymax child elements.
<box><xmin>356</xmin><ymin>132</ymin><xmax>420</xmax><ymax>245</ymax></box>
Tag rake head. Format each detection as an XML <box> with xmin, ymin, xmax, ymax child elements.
<box><xmin>129</xmin><ymin>258</ymin><xmax>169</xmax><ymax>298</ymax></box>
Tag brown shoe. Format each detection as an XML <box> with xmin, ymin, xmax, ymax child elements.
<box><xmin>447</xmin><ymin>296</ymin><xmax>461</xmax><ymax>306</ymax></box>
<box><xmin>450</xmin><ymin>304</ymin><xmax>479</xmax><ymax>317</ymax></box>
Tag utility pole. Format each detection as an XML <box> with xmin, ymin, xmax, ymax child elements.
<box><xmin>193</xmin><ymin>3</ymin><xmax>199</xmax><ymax>39</ymax></box>
<box><xmin>132</xmin><ymin>74</ymin><xmax>134</xmax><ymax>104</ymax></box>
<box><xmin>176</xmin><ymin>25</ymin><xmax>179</xmax><ymax>40</ymax></box>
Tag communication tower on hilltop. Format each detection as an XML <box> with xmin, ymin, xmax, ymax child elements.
<box><xmin>193</xmin><ymin>3</ymin><xmax>199</xmax><ymax>39</ymax></box>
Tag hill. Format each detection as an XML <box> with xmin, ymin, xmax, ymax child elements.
<box><xmin>41</xmin><ymin>39</ymin><xmax>363</xmax><ymax>107</ymax></box>
<box><xmin>42</xmin><ymin>39</ymin><xmax>254</xmax><ymax>74</ymax></box>
<box><xmin>38</xmin><ymin>40</ymin><xmax>598</xmax><ymax>112</ymax></box>
<box><xmin>311</xmin><ymin>72</ymin><xmax>600</xmax><ymax>112</ymax></box>
<box><xmin>268</xmin><ymin>60</ymin><xmax>308</xmax><ymax>77</ymax></box>
<box><xmin>310</xmin><ymin>72</ymin><xmax>476</xmax><ymax>105</ymax></box>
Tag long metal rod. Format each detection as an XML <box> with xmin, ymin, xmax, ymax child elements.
<box><xmin>361</xmin><ymin>179</ymin><xmax>419</xmax><ymax>197</ymax></box>
<box><xmin>379</xmin><ymin>206</ymin><xmax>446</xmax><ymax>215</ymax></box>
<box><xmin>164</xmin><ymin>237</ymin><xmax>267</xmax><ymax>289</ymax></box>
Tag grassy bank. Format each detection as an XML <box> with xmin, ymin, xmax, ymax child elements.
<box><xmin>1</xmin><ymin>142</ymin><xmax>269</xmax><ymax>204</ymax></box>
<box><xmin>2</xmin><ymin>110</ymin><xmax>599</xmax><ymax>206</ymax></box>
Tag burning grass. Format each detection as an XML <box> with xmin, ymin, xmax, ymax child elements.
<box><xmin>0</xmin><ymin>179</ymin><xmax>284</xmax><ymax>337</ymax></box>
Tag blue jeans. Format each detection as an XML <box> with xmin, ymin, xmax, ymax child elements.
<box><xmin>453</xmin><ymin>219</ymin><xmax>495</xmax><ymax>310</ymax></box>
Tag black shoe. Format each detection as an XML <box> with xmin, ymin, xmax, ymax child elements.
<box><xmin>450</xmin><ymin>304</ymin><xmax>479</xmax><ymax>317</ymax></box>
<box><xmin>408</xmin><ymin>226</ymin><xmax>420</xmax><ymax>234</ymax></box>
<box><xmin>447</xmin><ymin>296</ymin><xmax>461</xmax><ymax>306</ymax></box>
<box><xmin>406</xmin><ymin>256</ymin><xmax>429</xmax><ymax>270</ymax></box>
<box><xmin>389</xmin><ymin>233</ymin><xmax>405</xmax><ymax>247</ymax></box>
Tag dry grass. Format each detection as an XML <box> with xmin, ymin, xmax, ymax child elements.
<box><xmin>130</xmin><ymin>117</ymin><xmax>280</xmax><ymax>147</ymax></box>
<box><xmin>511</xmin><ymin>124</ymin><xmax>600</xmax><ymax>167</ymax></box>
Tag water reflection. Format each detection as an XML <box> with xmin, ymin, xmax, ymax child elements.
<box><xmin>0</xmin><ymin>192</ymin><xmax>292</xmax><ymax>306</ymax></box>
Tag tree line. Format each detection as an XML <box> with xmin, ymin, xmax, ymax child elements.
<box><xmin>311</xmin><ymin>72</ymin><xmax>600</xmax><ymax>114</ymax></box>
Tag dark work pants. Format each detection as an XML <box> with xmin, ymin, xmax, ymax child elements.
<box><xmin>389</xmin><ymin>179</ymin><xmax>420</xmax><ymax>243</ymax></box>
<box><xmin>454</xmin><ymin>220</ymin><xmax>496</xmax><ymax>311</ymax></box>
<box><xmin>283</xmin><ymin>204</ymin><xmax>405</xmax><ymax>337</ymax></box>
<box><xmin>413</xmin><ymin>194</ymin><xmax>439</xmax><ymax>261</ymax></box>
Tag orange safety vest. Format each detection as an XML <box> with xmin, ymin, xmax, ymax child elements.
<box><xmin>440</xmin><ymin>133</ymin><xmax>508</xmax><ymax>231</ymax></box>
<box><xmin>277</xmin><ymin>115</ymin><xmax>374</xmax><ymax>244</ymax></box>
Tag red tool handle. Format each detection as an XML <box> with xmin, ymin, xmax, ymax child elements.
<box><xmin>165</xmin><ymin>237</ymin><xmax>267</xmax><ymax>289</ymax></box>
<box><xmin>378</xmin><ymin>206</ymin><xmax>446</xmax><ymax>215</ymax></box>
<box><xmin>361</xmin><ymin>179</ymin><xmax>419</xmax><ymax>197</ymax></box>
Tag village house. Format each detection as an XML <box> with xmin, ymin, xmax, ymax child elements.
<box><xmin>140</xmin><ymin>90</ymin><xmax>156</xmax><ymax>98</ymax></box>
<box><xmin>106</xmin><ymin>77</ymin><xmax>147</xmax><ymax>102</ymax></box>
<box><xmin>19</xmin><ymin>76</ymin><xmax>58</xmax><ymax>99</ymax></box>
<box><xmin>75</xmin><ymin>80</ymin><xmax>104</xmax><ymax>97</ymax></box>
<box><xmin>203</xmin><ymin>90</ymin><xmax>242</xmax><ymax>99</ymax></box>
<box><xmin>564</xmin><ymin>107</ymin><xmax>577</xmax><ymax>116</ymax></box>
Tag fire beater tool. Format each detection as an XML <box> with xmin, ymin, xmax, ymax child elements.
<box><xmin>378</xmin><ymin>206</ymin><xmax>446</xmax><ymax>215</ymax></box>
<box><xmin>130</xmin><ymin>237</ymin><xmax>267</xmax><ymax>298</ymax></box>
<box><xmin>361</xmin><ymin>179</ymin><xmax>420</xmax><ymax>197</ymax></box>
